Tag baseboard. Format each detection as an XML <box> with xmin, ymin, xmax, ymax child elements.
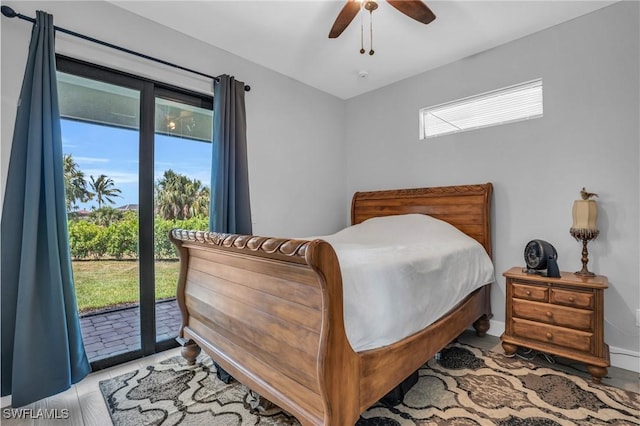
<box><xmin>485</xmin><ymin>320</ymin><xmax>640</xmax><ymax>374</ymax></box>
<box><xmin>607</xmin><ymin>347</ymin><xmax>640</xmax><ymax>374</ymax></box>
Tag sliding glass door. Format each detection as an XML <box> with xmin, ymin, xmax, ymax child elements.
<box><xmin>153</xmin><ymin>93</ymin><xmax>213</xmax><ymax>344</ymax></box>
<box><xmin>57</xmin><ymin>56</ymin><xmax>212</xmax><ymax>369</ymax></box>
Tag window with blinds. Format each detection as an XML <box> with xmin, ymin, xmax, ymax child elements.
<box><xmin>419</xmin><ymin>79</ymin><xmax>543</xmax><ymax>139</ymax></box>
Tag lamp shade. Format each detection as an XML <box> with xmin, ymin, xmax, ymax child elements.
<box><xmin>572</xmin><ymin>200</ymin><xmax>598</xmax><ymax>231</ymax></box>
<box><xmin>570</xmin><ymin>198</ymin><xmax>599</xmax><ymax>275</ymax></box>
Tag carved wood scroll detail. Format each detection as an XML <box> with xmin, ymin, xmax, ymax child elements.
<box><xmin>170</xmin><ymin>229</ymin><xmax>311</xmax><ymax>260</ymax></box>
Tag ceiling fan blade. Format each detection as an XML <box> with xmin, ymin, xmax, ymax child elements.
<box><xmin>329</xmin><ymin>0</ymin><xmax>361</xmax><ymax>38</ymax></box>
<box><xmin>387</xmin><ymin>0</ymin><xmax>436</xmax><ymax>25</ymax></box>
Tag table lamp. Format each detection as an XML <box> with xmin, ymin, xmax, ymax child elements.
<box><xmin>569</xmin><ymin>188</ymin><xmax>599</xmax><ymax>277</ymax></box>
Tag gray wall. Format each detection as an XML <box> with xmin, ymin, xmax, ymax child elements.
<box><xmin>344</xmin><ymin>1</ymin><xmax>639</xmax><ymax>361</ymax></box>
<box><xmin>2</xmin><ymin>1</ymin><xmax>638</xmax><ymax>367</ymax></box>
<box><xmin>1</xmin><ymin>0</ymin><xmax>347</xmax><ymax>238</ymax></box>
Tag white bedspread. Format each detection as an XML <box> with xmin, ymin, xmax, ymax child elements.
<box><xmin>310</xmin><ymin>214</ymin><xmax>495</xmax><ymax>352</ymax></box>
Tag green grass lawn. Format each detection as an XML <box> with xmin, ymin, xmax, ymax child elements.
<box><xmin>72</xmin><ymin>259</ymin><xmax>180</xmax><ymax>313</ymax></box>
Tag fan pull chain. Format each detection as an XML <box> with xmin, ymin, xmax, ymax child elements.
<box><xmin>369</xmin><ymin>8</ymin><xmax>374</xmax><ymax>55</ymax></box>
<box><xmin>359</xmin><ymin>1</ymin><xmax>377</xmax><ymax>56</ymax></box>
<box><xmin>360</xmin><ymin>10</ymin><xmax>365</xmax><ymax>54</ymax></box>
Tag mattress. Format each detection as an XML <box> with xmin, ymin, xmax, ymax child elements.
<box><xmin>310</xmin><ymin>214</ymin><xmax>495</xmax><ymax>352</ymax></box>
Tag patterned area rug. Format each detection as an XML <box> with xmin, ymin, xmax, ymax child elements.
<box><xmin>99</xmin><ymin>343</ymin><xmax>639</xmax><ymax>425</ymax></box>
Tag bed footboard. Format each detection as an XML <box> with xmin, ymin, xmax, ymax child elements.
<box><xmin>169</xmin><ymin>230</ymin><xmax>359</xmax><ymax>425</ymax></box>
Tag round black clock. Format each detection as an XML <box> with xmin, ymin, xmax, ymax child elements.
<box><xmin>524</xmin><ymin>239</ymin><xmax>558</xmax><ymax>272</ymax></box>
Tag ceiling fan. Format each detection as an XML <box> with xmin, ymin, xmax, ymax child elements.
<box><xmin>328</xmin><ymin>0</ymin><xmax>436</xmax><ymax>41</ymax></box>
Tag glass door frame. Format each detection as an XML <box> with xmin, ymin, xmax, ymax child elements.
<box><xmin>57</xmin><ymin>55</ymin><xmax>213</xmax><ymax>371</ymax></box>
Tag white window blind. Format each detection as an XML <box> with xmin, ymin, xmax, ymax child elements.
<box><xmin>419</xmin><ymin>79</ymin><xmax>543</xmax><ymax>139</ymax></box>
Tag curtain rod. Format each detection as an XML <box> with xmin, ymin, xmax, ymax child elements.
<box><xmin>0</xmin><ymin>5</ymin><xmax>251</xmax><ymax>92</ymax></box>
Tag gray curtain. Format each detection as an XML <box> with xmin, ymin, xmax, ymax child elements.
<box><xmin>209</xmin><ymin>75</ymin><xmax>252</xmax><ymax>234</ymax></box>
<box><xmin>1</xmin><ymin>11</ymin><xmax>90</xmax><ymax>406</ymax></box>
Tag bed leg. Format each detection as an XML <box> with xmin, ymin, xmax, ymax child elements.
<box><xmin>472</xmin><ymin>314</ymin><xmax>490</xmax><ymax>337</ymax></box>
<box><xmin>180</xmin><ymin>339</ymin><xmax>201</xmax><ymax>365</ymax></box>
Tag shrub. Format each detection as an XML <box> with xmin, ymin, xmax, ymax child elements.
<box><xmin>154</xmin><ymin>216</ymin><xmax>209</xmax><ymax>259</ymax></box>
<box><xmin>68</xmin><ymin>214</ymin><xmax>209</xmax><ymax>260</ymax></box>
<box><xmin>105</xmin><ymin>215</ymin><xmax>138</xmax><ymax>259</ymax></box>
<box><xmin>68</xmin><ymin>220</ymin><xmax>103</xmax><ymax>259</ymax></box>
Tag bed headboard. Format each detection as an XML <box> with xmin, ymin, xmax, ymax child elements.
<box><xmin>351</xmin><ymin>183</ymin><xmax>493</xmax><ymax>258</ymax></box>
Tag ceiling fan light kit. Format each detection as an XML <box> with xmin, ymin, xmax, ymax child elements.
<box><xmin>328</xmin><ymin>0</ymin><xmax>436</xmax><ymax>55</ymax></box>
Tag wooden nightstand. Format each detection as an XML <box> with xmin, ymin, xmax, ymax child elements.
<box><xmin>500</xmin><ymin>267</ymin><xmax>610</xmax><ymax>383</ymax></box>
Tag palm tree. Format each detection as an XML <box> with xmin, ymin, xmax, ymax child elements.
<box><xmin>89</xmin><ymin>174</ymin><xmax>122</xmax><ymax>208</ymax></box>
<box><xmin>189</xmin><ymin>185</ymin><xmax>210</xmax><ymax>218</ymax></box>
<box><xmin>63</xmin><ymin>154</ymin><xmax>92</xmax><ymax>211</ymax></box>
<box><xmin>155</xmin><ymin>169</ymin><xmax>209</xmax><ymax>220</ymax></box>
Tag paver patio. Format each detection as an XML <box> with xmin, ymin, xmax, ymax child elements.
<box><xmin>79</xmin><ymin>299</ymin><xmax>182</xmax><ymax>362</ymax></box>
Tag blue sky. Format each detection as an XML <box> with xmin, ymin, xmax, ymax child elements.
<box><xmin>61</xmin><ymin>119</ymin><xmax>212</xmax><ymax>211</ymax></box>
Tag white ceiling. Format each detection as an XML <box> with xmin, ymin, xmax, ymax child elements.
<box><xmin>110</xmin><ymin>1</ymin><xmax>616</xmax><ymax>99</ymax></box>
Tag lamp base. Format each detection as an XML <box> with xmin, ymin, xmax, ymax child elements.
<box><xmin>574</xmin><ymin>269</ymin><xmax>596</xmax><ymax>277</ymax></box>
<box><xmin>570</xmin><ymin>231</ymin><xmax>598</xmax><ymax>278</ymax></box>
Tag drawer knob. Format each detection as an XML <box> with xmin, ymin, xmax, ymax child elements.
<box><xmin>546</xmin><ymin>311</ymin><xmax>553</xmax><ymax>318</ymax></box>
<box><xmin>546</xmin><ymin>332</ymin><xmax>553</xmax><ymax>340</ymax></box>
<box><xmin>526</xmin><ymin>290</ymin><xmax>532</xmax><ymax>296</ymax></box>
<box><xmin>568</xmin><ymin>296</ymin><xmax>575</xmax><ymax>303</ymax></box>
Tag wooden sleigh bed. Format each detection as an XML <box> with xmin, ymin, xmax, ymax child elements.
<box><xmin>169</xmin><ymin>183</ymin><xmax>494</xmax><ymax>425</ymax></box>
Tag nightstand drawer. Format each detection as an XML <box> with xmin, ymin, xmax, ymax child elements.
<box><xmin>512</xmin><ymin>299</ymin><xmax>593</xmax><ymax>330</ymax></box>
<box><xmin>550</xmin><ymin>288</ymin><xmax>594</xmax><ymax>309</ymax></box>
<box><xmin>512</xmin><ymin>318</ymin><xmax>593</xmax><ymax>353</ymax></box>
<box><xmin>513</xmin><ymin>282</ymin><xmax>548</xmax><ymax>302</ymax></box>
